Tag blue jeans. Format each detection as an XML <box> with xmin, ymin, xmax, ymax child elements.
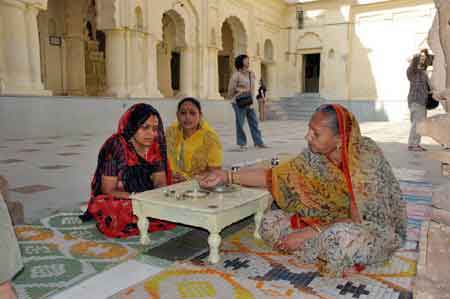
<box><xmin>232</xmin><ymin>103</ymin><xmax>264</xmax><ymax>146</ymax></box>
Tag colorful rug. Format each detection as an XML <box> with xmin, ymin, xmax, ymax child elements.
<box><xmin>108</xmin><ymin>169</ymin><xmax>433</xmax><ymax>299</ymax></box>
<box><xmin>108</xmin><ymin>262</ymin><xmax>318</xmax><ymax>299</ymax></box>
<box><xmin>13</xmin><ymin>213</ymin><xmax>191</xmax><ymax>299</ymax></box>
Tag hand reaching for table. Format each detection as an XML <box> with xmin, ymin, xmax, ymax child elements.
<box><xmin>172</xmin><ymin>172</ymin><xmax>186</xmax><ymax>184</ymax></box>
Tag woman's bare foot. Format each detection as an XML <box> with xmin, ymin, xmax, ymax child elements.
<box><xmin>0</xmin><ymin>282</ymin><xmax>18</xmax><ymax>299</ymax></box>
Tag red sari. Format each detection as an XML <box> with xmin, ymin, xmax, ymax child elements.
<box><xmin>85</xmin><ymin>103</ymin><xmax>175</xmax><ymax>238</ymax></box>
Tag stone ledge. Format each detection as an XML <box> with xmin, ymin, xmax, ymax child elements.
<box><xmin>417</xmin><ymin>114</ymin><xmax>450</xmax><ymax>146</ymax></box>
<box><xmin>415</xmin><ymin>220</ymin><xmax>450</xmax><ymax>299</ymax></box>
<box><xmin>0</xmin><ymin>175</ymin><xmax>8</xmax><ymax>201</ymax></box>
<box><xmin>424</xmin><ymin>151</ymin><xmax>450</xmax><ymax>164</ymax></box>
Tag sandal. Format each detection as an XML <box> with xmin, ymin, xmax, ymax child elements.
<box><xmin>408</xmin><ymin>145</ymin><xmax>427</xmax><ymax>152</ymax></box>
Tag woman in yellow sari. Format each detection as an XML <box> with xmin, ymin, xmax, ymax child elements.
<box><xmin>198</xmin><ymin>104</ymin><xmax>406</xmax><ymax>277</ymax></box>
<box><xmin>166</xmin><ymin>97</ymin><xmax>223</xmax><ymax>182</ymax></box>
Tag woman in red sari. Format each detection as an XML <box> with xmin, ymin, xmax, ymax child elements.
<box><xmin>81</xmin><ymin>103</ymin><xmax>175</xmax><ymax>238</ymax></box>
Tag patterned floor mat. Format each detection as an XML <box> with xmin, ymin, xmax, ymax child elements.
<box><xmin>188</xmin><ymin>171</ymin><xmax>432</xmax><ymax>299</ymax></box>
<box><xmin>13</xmin><ymin>213</ymin><xmax>191</xmax><ymax>299</ymax></box>
<box><xmin>108</xmin><ymin>262</ymin><xmax>322</xmax><ymax>299</ymax></box>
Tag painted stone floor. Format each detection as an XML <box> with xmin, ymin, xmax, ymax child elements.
<box><xmin>1</xmin><ymin>119</ymin><xmax>449</xmax><ymax>298</ymax></box>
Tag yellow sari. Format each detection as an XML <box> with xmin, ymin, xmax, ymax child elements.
<box><xmin>166</xmin><ymin>120</ymin><xmax>223</xmax><ymax>178</ymax></box>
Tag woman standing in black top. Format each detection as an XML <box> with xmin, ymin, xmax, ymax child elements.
<box><xmin>256</xmin><ymin>79</ymin><xmax>267</xmax><ymax>121</ymax></box>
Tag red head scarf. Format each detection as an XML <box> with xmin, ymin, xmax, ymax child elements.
<box><xmin>329</xmin><ymin>104</ymin><xmax>361</xmax><ymax>223</ymax></box>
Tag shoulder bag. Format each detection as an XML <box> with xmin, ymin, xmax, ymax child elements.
<box><xmin>426</xmin><ymin>81</ymin><xmax>439</xmax><ymax>110</ymax></box>
<box><xmin>235</xmin><ymin>72</ymin><xmax>253</xmax><ymax>108</ymax></box>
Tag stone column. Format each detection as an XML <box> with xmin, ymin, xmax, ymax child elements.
<box><xmin>157</xmin><ymin>44</ymin><xmax>173</xmax><ymax>97</ymax></box>
<box><xmin>251</xmin><ymin>56</ymin><xmax>262</xmax><ymax>86</ymax></box>
<box><xmin>0</xmin><ymin>13</ymin><xmax>6</xmax><ymax>93</ymax></box>
<box><xmin>128</xmin><ymin>30</ymin><xmax>146</xmax><ymax>97</ymax></box>
<box><xmin>25</xmin><ymin>5</ymin><xmax>48</xmax><ymax>93</ymax></box>
<box><xmin>207</xmin><ymin>46</ymin><xmax>222</xmax><ymax>100</ymax></box>
<box><xmin>0</xmin><ymin>0</ymin><xmax>49</xmax><ymax>95</ymax></box>
<box><xmin>145</xmin><ymin>34</ymin><xmax>162</xmax><ymax>98</ymax></box>
<box><xmin>180</xmin><ymin>46</ymin><xmax>194</xmax><ymax>97</ymax></box>
<box><xmin>64</xmin><ymin>0</ymin><xmax>86</xmax><ymax>96</ymax></box>
<box><xmin>64</xmin><ymin>35</ymin><xmax>85</xmax><ymax>95</ymax></box>
<box><xmin>104</xmin><ymin>29</ymin><xmax>128</xmax><ymax>97</ymax></box>
<box><xmin>265</xmin><ymin>62</ymin><xmax>276</xmax><ymax>98</ymax></box>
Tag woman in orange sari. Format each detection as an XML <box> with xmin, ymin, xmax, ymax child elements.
<box><xmin>198</xmin><ymin>104</ymin><xmax>406</xmax><ymax>276</ymax></box>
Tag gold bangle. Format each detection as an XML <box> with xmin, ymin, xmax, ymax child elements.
<box><xmin>233</xmin><ymin>171</ymin><xmax>240</xmax><ymax>185</ymax></box>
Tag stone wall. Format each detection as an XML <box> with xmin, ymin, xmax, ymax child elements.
<box><xmin>0</xmin><ymin>96</ymin><xmax>235</xmax><ymax>138</ymax></box>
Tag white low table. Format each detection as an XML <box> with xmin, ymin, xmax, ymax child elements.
<box><xmin>130</xmin><ymin>181</ymin><xmax>271</xmax><ymax>264</ymax></box>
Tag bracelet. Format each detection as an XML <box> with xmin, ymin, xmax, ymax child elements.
<box><xmin>232</xmin><ymin>171</ymin><xmax>240</xmax><ymax>185</ymax></box>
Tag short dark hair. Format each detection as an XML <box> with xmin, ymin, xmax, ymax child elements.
<box><xmin>177</xmin><ymin>97</ymin><xmax>202</xmax><ymax>114</ymax></box>
<box><xmin>234</xmin><ymin>54</ymin><xmax>249</xmax><ymax>70</ymax></box>
<box><xmin>315</xmin><ymin>104</ymin><xmax>339</xmax><ymax>135</ymax></box>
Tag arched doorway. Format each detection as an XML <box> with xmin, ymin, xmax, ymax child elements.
<box><xmin>157</xmin><ymin>10</ymin><xmax>187</xmax><ymax>98</ymax></box>
<box><xmin>218</xmin><ymin>17</ymin><xmax>247</xmax><ymax>97</ymax></box>
<box><xmin>38</xmin><ymin>0</ymin><xmax>106</xmax><ymax>96</ymax></box>
<box><xmin>296</xmin><ymin>33</ymin><xmax>322</xmax><ymax>94</ymax></box>
<box><xmin>261</xmin><ymin>39</ymin><xmax>275</xmax><ymax>97</ymax></box>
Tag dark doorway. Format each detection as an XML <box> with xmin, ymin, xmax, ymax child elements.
<box><xmin>303</xmin><ymin>53</ymin><xmax>320</xmax><ymax>93</ymax></box>
<box><xmin>218</xmin><ymin>55</ymin><xmax>231</xmax><ymax>95</ymax></box>
<box><xmin>171</xmin><ymin>52</ymin><xmax>180</xmax><ymax>92</ymax></box>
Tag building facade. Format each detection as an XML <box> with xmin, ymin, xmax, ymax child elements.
<box><xmin>0</xmin><ymin>0</ymin><xmax>440</xmax><ymax>120</ymax></box>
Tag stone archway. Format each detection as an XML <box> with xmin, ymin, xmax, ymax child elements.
<box><xmin>38</xmin><ymin>0</ymin><xmax>106</xmax><ymax>96</ymax></box>
<box><xmin>218</xmin><ymin>16</ymin><xmax>248</xmax><ymax>96</ymax></box>
<box><xmin>157</xmin><ymin>9</ymin><xmax>187</xmax><ymax>97</ymax></box>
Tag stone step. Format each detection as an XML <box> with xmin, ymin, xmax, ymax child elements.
<box><xmin>266</xmin><ymin>95</ymin><xmax>324</xmax><ymax>120</ymax></box>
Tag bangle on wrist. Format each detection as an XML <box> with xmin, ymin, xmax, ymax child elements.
<box><xmin>232</xmin><ymin>171</ymin><xmax>240</xmax><ymax>185</ymax></box>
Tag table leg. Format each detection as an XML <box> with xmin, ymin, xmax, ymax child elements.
<box><xmin>254</xmin><ymin>210</ymin><xmax>264</xmax><ymax>239</ymax></box>
<box><xmin>207</xmin><ymin>232</ymin><xmax>222</xmax><ymax>264</ymax></box>
<box><xmin>137</xmin><ymin>216</ymin><xmax>151</xmax><ymax>245</ymax></box>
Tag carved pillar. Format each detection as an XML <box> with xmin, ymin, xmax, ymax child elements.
<box><xmin>0</xmin><ymin>12</ymin><xmax>6</xmax><ymax>93</ymax></box>
<box><xmin>251</xmin><ymin>56</ymin><xmax>262</xmax><ymax>88</ymax></box>
<box><xmin>64</xmin><ymin>0</ymin><xmax>86</xmax><ymax>95</ymax></box>
<box><xmin>157</xmin><ymin>43</ymin><xmax>173</xmax><ymax>97</ymax></box>
<box><xmin>25</xmin><ymin>5</ymin><xmax>46</xmax><ymax>92</ymax></box>
<box><xmin>207</xmin><ymin>46</ymin><xmax>222</xmax><ymax>100</ymax></box>
<box><xmin>128</xmin><ymin>30</ymin><xmax>146</xmax><ymax>97</ymax></box>
<box><xmin>1</xmin><ymin>1</ymin><xmax>29</xmax><ymax>90</ymax></box>
<box><xmin>145</xmin><ymin>34</ymin><xmax>162</xmax><ymax>98</ymax></box>
<box><xmin>179</xmin><ymin>46</ymin><xmax>194</xmax><ymax>97</ymax></box>
<box><xmin>0</xmin><ymin>0</ymin><xmax>49</xmax><ymax>95</ymax></box>
<box><xmin>104</xmin><ymin>29</ymin><xmax>127</xmax><ymax>97</ymax></box>
<box><xmin>265</xmin><ymin>62</ymin><xmax>276</xmax><ymax>98</ymax></box>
